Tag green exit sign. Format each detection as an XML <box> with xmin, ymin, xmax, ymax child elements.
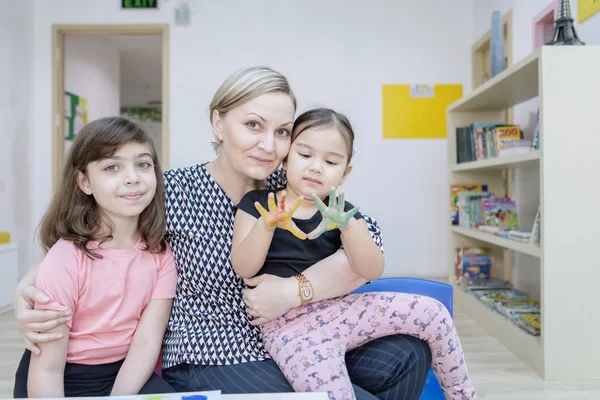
<box><xmin>122</xmin><ymin>0</ymin><xmax>158</xmax><ymax>9</ymax></box>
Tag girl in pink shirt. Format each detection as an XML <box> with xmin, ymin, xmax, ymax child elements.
<box><xmin>13</xmin><ymin>117</ymin><xmax>177</xmax><ymax>397</ymax></box>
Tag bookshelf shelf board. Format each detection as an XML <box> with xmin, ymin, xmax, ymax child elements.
<box><xmin>451</xmin><ymin>227</ymin><xmax>541</xmax><ymax>257</ymax></box>
<box><xmin>455</xmin><ymin>289</ymin><xmax>543</xmax><ymax>376</ymax></box>
<box><xmin>448</xmin><ymin>48</ymin><xmax>540</xmax><ymax>112</ymax></box>
<box><xmin>451</xmin><ymin>150</ymin><xmax>540</xmax><ymax>172</ymax></box>
<box><xmin>0</xmin><ymin>243</ymin><xmax>17</xmax><ymax>253</ymax></box>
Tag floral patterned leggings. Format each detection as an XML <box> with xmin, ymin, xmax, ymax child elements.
<box><xmin>260</xmin><ymin>292</ymin><xmax>476</xmax><ymax>400</ymax></box>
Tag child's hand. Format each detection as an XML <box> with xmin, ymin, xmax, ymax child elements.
<box><xmin>308</xmin><ymin>187</ymin><xmax>360</xmax><ymax>240</ymax></box>
<box><xmin>255</xmin><ymin>191</ymin><xmax>307</xmax><ymax>240</ymax></box>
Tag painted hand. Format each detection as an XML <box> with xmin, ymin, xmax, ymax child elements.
<box><xmin>308</xmin><ymin>187</ymin><xmax>360</xmax><ymax>240</ymax></box>
<box><xmin>255</xmin><ymin>191</ymin><xmax>307</xmax><ymax>240</ymax></box>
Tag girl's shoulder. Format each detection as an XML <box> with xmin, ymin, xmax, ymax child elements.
<box><xmin>40</xmin><ymin>239</ymin><xmax>85</xmax><ymax>273</ymax></box>
<box><xmin>147</xmin><ymin>241</ymin><xmax>176</xmax><ymax>269</ymax></box>
<box><xmin>46</xmin><ymin>238</ymin><xmax>83</xmax><ymax>257</ymax></box>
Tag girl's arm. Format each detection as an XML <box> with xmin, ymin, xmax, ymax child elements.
<box><xmin>28</xmin><ymin>324</ymin><xmax>70</xmax><ymax>397</ymax></box>
<box><xmin>340</xmin><ymin>218</ymin><xmax>385</xmax><ymax>281</ymax></box>
<box><xmin>14</xmin><ymin>260</ymin><xmax>72</xmax><ymax>355</ymax></box>
<box><xmin>27</xmin><ymin>241</ymin><xmax>80</xmax><ymax>397</ymax></box>
<box><xmin>243</xmin><ymin>214</ymin><xmax>384</xmax><ymax>324</ymax></box>
<box><xmin>230</xmin><ymin>210</ymin><xmax>275</xmax><ymax>279</ymax></box>
<box><xmin>110</xmin><ymin>298</ymin><xmax>173</xmax><ymax>396</ymax></box>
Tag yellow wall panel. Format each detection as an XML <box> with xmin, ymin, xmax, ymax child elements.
<box><xmin>382</xmin><ymin>84</ymin><xmax>463</xmax><ymax>139</ymax></box>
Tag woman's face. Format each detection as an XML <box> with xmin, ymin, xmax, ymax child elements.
<box><xmin>213</xmin><ymin>92</ymin><xmax>295</xmax><ymax>180</ymax></box>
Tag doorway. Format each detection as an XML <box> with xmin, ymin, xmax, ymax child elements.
<box><xmin>51</xmin><ymin>25</ymin><xmax>169</xmax><ymax>189</ymax></box>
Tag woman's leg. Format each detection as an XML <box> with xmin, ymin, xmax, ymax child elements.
<box><xmin>343</xmin><ymin>292</ymin><xmax>476</xmax><ymax>400</ymax></box>
<box><xmin>162</xmin><ymin>360</ymin><xmax>295</xmax><ymax>394</ymax></box>
<box><xmin>139</xmin><ymin>373</ymin><xmax>177</xmax><ymax>393</ymax></box>
<box><xmin>346</xmin><ymin>334</ymin><xmax>431</xmax><ymax>400</ymax></box>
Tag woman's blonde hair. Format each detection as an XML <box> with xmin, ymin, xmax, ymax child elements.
<box><xmin>209</xmin><ymin>66</ymin><xmax>297</xmax><ymax>154</ymax></box>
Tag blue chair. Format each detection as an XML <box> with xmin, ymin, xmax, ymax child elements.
<box><xmin>352</xmin><ymin>277</ymin><xmax>452</xmax><ymax>400</ymax></box>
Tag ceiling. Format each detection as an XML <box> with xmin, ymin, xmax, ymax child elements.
<box><xmin>103</xmin><ymin>34</ymin><xmax>162</xmax><ymax>108</ymax></box>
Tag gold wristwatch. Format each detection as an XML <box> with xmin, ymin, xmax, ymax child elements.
<box><xmin>293</xmin><ymin>273</ymin><xmax>314</xmax><ymax>306</ymax></box>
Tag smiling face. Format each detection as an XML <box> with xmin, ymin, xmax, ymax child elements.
<box><xmin>212</xmin><ymin>92</ymin><xmax>295</xmax><ymax>180</ymax></box>
<box><xmin>284</xmin><ymin>125</ymin><xmax>352</xmax><ymax>200</ymax></box>
<box><xmin>77</xmin><ymin>141</ymin><xmax>157</xmax><ymax>226</ymax></box>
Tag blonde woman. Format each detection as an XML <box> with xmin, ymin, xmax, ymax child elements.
<box><xmin>13</xmin><ymin>67</ymin><xmax>432</xmax><ymax>399</ymax></box>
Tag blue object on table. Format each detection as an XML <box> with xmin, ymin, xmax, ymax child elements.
<box><xmin>352</xmin><ymin>277</ymin><xmax>453</xmax><ymax>400</ymax></box>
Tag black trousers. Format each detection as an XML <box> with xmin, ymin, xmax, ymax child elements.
<box><xmin>163</xmin><ymin>334</ymin><xmax>432</xmax><ymax>400</ymax></box>
<box><xmin>13</xmin><ymin>350</ymin><xmax>175</xmax><ymax>397</ymax></box>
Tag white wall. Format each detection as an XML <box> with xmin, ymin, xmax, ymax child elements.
<box><xmin>26</xmin><ymin>0</ymin><xmax>474</xmax><ymax>278</ymax></box>
<box><xmin>65</xmin><ymin>35</ymin><xmax>120</xmax><ymax>153</ymax></box>
<box><xmin>0</xmin><ymin>0</ymin><xmax>34</xmax><ymax>279</ymax></box>
<box><xmin>137</xmin><ymin>120</ymin><xmax>162</xmax><ymax>163</ymax></box>
<box><xmin>472</xmin><ymin>0</ymin><xmax>600</xmax><ymax>297</ymax></box>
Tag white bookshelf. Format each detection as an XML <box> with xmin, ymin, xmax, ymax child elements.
<box><xmin>0</xmin><ymin>243</ymin><xmax>18</xmax><ymax>312</ymax></box>
<box><xmin>447</xmin><ymin>46</ymin><xmax>600</xmax><ymax>380</ymax></box>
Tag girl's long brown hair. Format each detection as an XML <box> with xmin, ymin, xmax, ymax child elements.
<box><xmin>39</xmin><ymin>116</ymin><xmax>166</xmax><ymax>259</ymax></box>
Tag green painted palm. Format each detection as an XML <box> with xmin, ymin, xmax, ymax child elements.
<box><xmin>308</xmin><ymin>188</ymin><xmax>360</xmax><ymax>240</ymax></box>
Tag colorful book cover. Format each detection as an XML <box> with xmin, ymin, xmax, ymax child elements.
<box><xmin>494</xmin><ymin>125</ymin><xmax>522</xmax><ymax>150</ymax></box>
<box><xmin>458</xmin><ymin>191</ymin><xmax>491</xmax><ymax>227</ymax></box>
<box><xmin>451</xmin><ymin>184</ymin><xmax>488</xmax><ymax>225</ymax></box>
<box><xmin>482</xmin><ymin>197</ymin><xmax>519</xmax><ymax>229</ymax></box>
<box><xmin>455</xmin><ymin>247</ymin><xmax>491</xmax><ymax>284</ymax></box>
<box><xmin>512</xmin><ymin>313</ymin><xmax>541</xmax><ymax>336</ymax></box>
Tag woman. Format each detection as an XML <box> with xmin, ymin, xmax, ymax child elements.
<box><xmin>13</xmin><ymin>66</ymin><xmax>432</xmax><ymax>399</ymax></box>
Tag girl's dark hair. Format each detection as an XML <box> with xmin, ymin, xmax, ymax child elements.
<box><xmin>38</xmin><ymin>116</ymin><xmax>166</xmax><ymax>259</ymax></box>
<box><xmin>291</xmin><ymin>108</ymin><xmax>355</xmax><ymax>163</ymax></box>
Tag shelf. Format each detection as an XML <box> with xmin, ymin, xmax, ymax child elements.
<box><xmin>451</xmin><ymin>150</ymin><xmax>540</xmax><ymax>172</ymax></box>
<box><xmin>448</xmin><ymin>48</ymin><xmax>540</xmax><ymax>112</ymax></box>
<box><xmin>451</xmin><ymin>226</ymin><xmax>541</xmax><ymax>257</ymax></box>
<box><xmin>0</xmin><ymin>243</ymin><xmax>17</xmax><ymax>253</ymax></box>
<box><xmin>455</xmin><ymin>289</ymin><xmax>543</xmax><ymax>376</ymax></box>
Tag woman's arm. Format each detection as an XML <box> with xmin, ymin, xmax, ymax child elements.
<box><xmin>339</xmin><ymin>218</ymin><xmax>385</xmax><ymax>281</ymax></box>
<box><xmin>110</xmin><ymin>299</ymin><xmax>172</xmax><ymax>396</ymax></box>
<box><xmin>231</xmin><ymin>210</ymin><xmax>275</xmax><ymax>279</ymax></box>
<box><xmin>243</xmin><ymin>214</ymin><xmax>384</xmax><ymax>324</ymax></box>
<box><xmin>27</xmin><ymin>324</ymin><xmax>70</xmax><ymax>398</ymax></box>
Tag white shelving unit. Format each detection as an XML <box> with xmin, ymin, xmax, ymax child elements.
<box><xmin>447</xmin><ymin>46</ymin><xmax>600</xmax><ymax>380</ymax></box>
<box><xmin>0</xmin><ymin>243</ymin><xmax>18</xmax><ymax>312</ymax></box>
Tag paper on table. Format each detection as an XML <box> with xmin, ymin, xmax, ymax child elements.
<box><xmin>38</xmin><ymin>391</ymin><xmax>222</xmax><ymax>400</ymax></box>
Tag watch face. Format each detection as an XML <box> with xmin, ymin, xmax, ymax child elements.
<box><xmin>301</xmin><ymin>285</ymin><xmax>313</xmax><ymax>299</ymax></box>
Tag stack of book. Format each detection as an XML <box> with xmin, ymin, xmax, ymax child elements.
<box><xmin>455</xmin><ymin>119</ymin><xmax>538</xmax><ymax>164</ymax></box>
<box><xmin>460</xmin><ymin>276</ymin><xmax>541</xmax><ymax>336</ymax></box>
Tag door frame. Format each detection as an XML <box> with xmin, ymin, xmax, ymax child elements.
<box><xmin>51</xmin><ymin>24</ymin><xmax>170</xmax><ymax>190</ymax></box>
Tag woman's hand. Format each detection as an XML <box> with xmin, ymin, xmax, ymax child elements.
<box><xmin>308</xmin><ymin>188</ymin><xmax>360</xmax><ymax>239</ymax></box>
<box><xmin>14</xmin><ymin>285</ymin><xmax>71</xmax><ymax>355</ymax></box>
<box><xmin>242</xmin><ymin>274</ymin><xmax>300</xmax><ymax>325</ymax></box>
<box><xmin>255</xmin><ymin>191</ymin><xmax>307</xmax><ymax>240</ymax></box>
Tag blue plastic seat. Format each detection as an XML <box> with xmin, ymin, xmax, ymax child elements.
<box><xmin>352</xmin><ymin>277</ymin><xmax>452</xmax><ymax>400</ymax></box>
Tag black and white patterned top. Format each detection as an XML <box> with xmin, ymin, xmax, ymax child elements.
<box><xmin>161</xmin><ymin>163</ymin><xmax>384</xmax><ymax>368</ymax></box>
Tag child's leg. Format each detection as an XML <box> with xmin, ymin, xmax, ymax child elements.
<box><xmin>261</xmin><ymin>299</ymin><xmax>358</xmax><ymax>400</ymax></box>
<box><xmin>342</xmin><ymin>292</ymin><xmax>476</xmax><ymax>400</ymax></box>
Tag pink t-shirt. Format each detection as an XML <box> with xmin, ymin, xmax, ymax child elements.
<box><xmin>35</xmin><ymin>238</ymin><xmax>177</xmax><ymax>365</ymax></box>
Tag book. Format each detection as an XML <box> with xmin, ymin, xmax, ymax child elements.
<box><xmin>482</xmin><ymin>196</ymin><xmax>519</xmax><ymax>229</ymax></box>
<box><xmin>455</xmin><ymin>247</ymin><xmax>491</xmax><ymax>284</ymax></box>
<box><xmin>451</xmin><ymin>184</ymin><xmax>488</xmax><ymax>225</ymax></box>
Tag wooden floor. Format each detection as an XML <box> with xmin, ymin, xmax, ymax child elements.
<box><xmin>1</xmin><ymin>308</ymin><xmax>599</xmax><ymax>399</ymax></box>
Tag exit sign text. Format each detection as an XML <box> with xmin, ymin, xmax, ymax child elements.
<box><xmin>122</xmin><ymin>0</ymin><xmax>158</xmax><ymax>9</ymax></box>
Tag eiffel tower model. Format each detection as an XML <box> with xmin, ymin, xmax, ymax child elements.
<box><xmin>547</xmin><ymin>0</ymin><xmax>585</xmax><ymax>45</ymax></box>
